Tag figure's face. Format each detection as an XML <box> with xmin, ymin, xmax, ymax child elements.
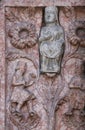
<box><xmin>17</xmin><ymin>62</ymin><xmax>27</xmax><ymax>74</ymax></box>
<box><xmin>20</xmin><ymin>65</ymin><xmax>26</xmax><ymax>74</ymax></box>
<box><xmin>45</xmin><ymin>8</ymin><xmax>56</xmax><ymax>23</ymax></box>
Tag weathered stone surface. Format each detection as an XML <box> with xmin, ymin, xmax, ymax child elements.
<box><xmin>0</xmin><ymin>1</ymin><xmax>85</xmax><ymax>130</ymax></box>
<box><xmin>4</xmin><ymin>0</ymin><xmax>85</xmax><ymax>6</ymax></box>
<box><xmin>68</xmin><ymin>21</ymin><xmax>85</xmax><ymax>47</ymax></box>
<box><xmin>39</xmin><ymin>6</ymin><xmax>65</xmax><ymax>76</ymax></box>
<box><xmin>0</xmin><ymin>8</ymin><xmax>5</xmax><ymax>130</ymax></box>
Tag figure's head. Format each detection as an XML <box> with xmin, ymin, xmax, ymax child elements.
<box><xmin>16</xmin><ymin>61</ymin><xmax>27</xmax><ymax>74</ymax></box>
<box><xmin>45</xmin><ymin>6</ymin><xmax>58</xmax><ymax>24</ymax></box>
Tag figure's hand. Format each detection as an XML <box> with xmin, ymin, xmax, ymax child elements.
<box><xmin>45</xmin><ymin>32</ymin><xmax>52</xmax><ymax>40</ymax></box>
<box><xmin>39</xmin><ymin>35</ymin><xmax>51</xmax><ymax>42</ymax></box>
<box><xmin>39</xmin><ymin>37</ymin><xmax>43</xmax><ymax>42</ymax></box>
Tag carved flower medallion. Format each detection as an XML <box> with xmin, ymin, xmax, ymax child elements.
<box><xmin>9</xmin><ymin>22</ymin><xmax>37</xmax><ymax>49</ymax></box>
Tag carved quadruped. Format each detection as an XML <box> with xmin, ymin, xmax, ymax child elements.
<box><xmin>62</xmin><ymin>69</ymin><xmax>85</xmax><ymax>129</ymax></box>
<box><xmin>39</xmin><ymin>6</ymin><xmax>65</xmax><ymax>77</ymax></box>
<box><xmin>8</xmin><ymin>21</ymin><xmax>37</xmax><ymax>49</ymax></box>
<box><xmin>68</xmin><ymin>21</ymin><xmax>85</xmax><ymax>47</ymax></box>
<box><xmin>60</xmin><ymin>24</ymin><xmax>85</xmax><ymax>129</ymax></box>
<box><xmin>62</xmin><ymin>87</ymin><xmax>85</xmax><ymax>129</ymax></box>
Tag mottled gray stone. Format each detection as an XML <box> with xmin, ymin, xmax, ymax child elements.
<box><xmin>39</xmin><ymin>6</ymin><xmax>65</xmax><ymax>76</ymax></box>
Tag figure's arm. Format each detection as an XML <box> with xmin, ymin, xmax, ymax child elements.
<box><xmin>39</xmin><ymin>28</ymin><xmax>51</xmax><ymax>42</ymax></box>
<box><xmin>39</xmin><ymin>36</ymin><xmax>45</xmax><ymax>42</ymax></box>
<box><xmin>12</xmin><ymin>76</ymin><xmax>25</xmax><ymax>86</ymax></box>
<box><xmin>53</xmin><ymin>27</ymin><xmax>65</xmax><ymax>43</ymax></box>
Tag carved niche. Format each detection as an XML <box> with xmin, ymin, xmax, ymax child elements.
<box><xmin>39</xmin><ymin>6</ymin><xmax>65</xmax><ymax>77</ymax></box>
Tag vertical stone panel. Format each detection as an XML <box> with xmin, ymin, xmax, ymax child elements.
<box><xmin>5</xmin><ymin>7</ymin><xmax>43</xmax><ymax>130</ymax></box>
<box><xmin>0</xmin><ymin>1</ymin><xmax>85</xmax><ymax>130</ymax></box>
<box><xmin>0</xmin><ymin>8</ymin><xmax>5</xmax><ymax>130</ymax></box>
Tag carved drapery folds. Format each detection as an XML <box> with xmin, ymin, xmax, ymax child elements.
<box><xmin>39</xmin><ymin>6</ymin><xmax>65</xmax><ymax>77</ymax></box>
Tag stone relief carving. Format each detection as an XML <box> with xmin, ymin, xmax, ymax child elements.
<box><xmin>62</xmin><ymin>6</ymin><xmax>75</xmax><ymax>20</ymax></box>
<box><xmin>5</xmin><ymin>7</ymin><xmax>43</xmax><ymax>130</ymax></box>
<box><xmin>6</xmin><ymin>50</ymin><xmax>39</xmax><ymax>69</ymax></box>
<box><xmin>6</xmin><ymin>56</ymin><xmax>40</xmax><ymax>130</ymax></box>
<box><xmin>8</xmin><ymin>21</ymin><xmax>37</xmax><ymax>49</ymax></box>
<box><xmin>65</xmin><ymin>89</ymin><xmax>85</xmax><ymax>116</ymax></box>
<box><xmin>68</xmin><ymin>21</ymin><xmax>85</xmax><ymax>47</ymax></box>
<box><xmin>39</xmin><ymin>6</ymin><xmax>65</xmax><ymax>77</ymax></box>
<box><xmin>37</xmin><ymin>76</ymin><xmax>67</xmax><ymax>130</ymax></box>
<box><xmin>63</xmin><ymin>87</ymin><xmax>85</xmax><ymax>129</ymax></box>
<box><xmin>60</xmin><ymin>18</ymin><xmax>85</xmax><ymax>128</ymax></box>
<box><xmin>5</xmin><ymin>6</ymin><xmax>85</xmax><ymax>130</ymax></box>
<box><xmin>5</xmin><ymin>7</ymin><xmax>42</xmax><ymax>52</ymax></box>
<box><xmin>10</xmin><ymin>60</ymin><xmax>39</xmax><ymax>129</ymax></box>
<box><xmin>65</xmin><ymin>61</ymin><xmax>85</xmax><ymax>116</ymax></box>
<box><xmin>61</xmin><ymin>57</ymin><xmax>85</xmax><ymax>129</ymax></box>
<box><xmin>10</xmin><ymin>61</ymin><xmax>36</xmax><ymax>114</ymax></box>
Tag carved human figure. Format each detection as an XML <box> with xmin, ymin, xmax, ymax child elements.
<box><xmin>39</xmin><ymin>6</ymin><xmax>65</xmax><ymax>76</ymax></box>
<box><xmin>10</xmin><ymin>61</ymin><xmax>35</xmax><ymax>114</ymax></box>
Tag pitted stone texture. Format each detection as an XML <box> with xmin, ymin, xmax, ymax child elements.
<box><xmin>0</xmin><ymin>2</ymin><xmax>85</xmax><ymax>130</ymax></box>
<box><xmin>39</xmin><ymin>6</ymin><xmax>65</xmax><ymax>76</ymax></box>
<box><xmin>0</xmin><ymin>8</ymin><xmax>5</xmax><ymax>130</ymax></box>
<box><xmin>4</xmin><ymin>0</ymin><xmax>85</xmax><ymax>6</ymax></box>
<box><xmin>5</xmin><ymin>7</ymin><xmax>43</xmax><ymax>130</ymax></box>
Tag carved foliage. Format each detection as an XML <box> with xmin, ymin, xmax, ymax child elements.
<box><xmin>63</xmin><ymin>87</ymin><xmax>85</xmax><ymax>129</ymax></box>
<box><xmin>5</xmin><ymin>7</ymin><xmax>43</xmax><ymax>130</ymax></box>
<box><xmin>62</xmin><ymin>6</ymin><xmax>75</xmax><ymax>19</ymax></box>
<box><xmin>68</xmin><ymin>21</ymin><xmax>85</xmax><ymax>47</ymax></box>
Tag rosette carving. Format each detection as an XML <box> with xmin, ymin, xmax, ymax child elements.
<box><xmin>8</xmin><ymin>22</ymin><xmax>37</xmax><ymax>49</ymax></box>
